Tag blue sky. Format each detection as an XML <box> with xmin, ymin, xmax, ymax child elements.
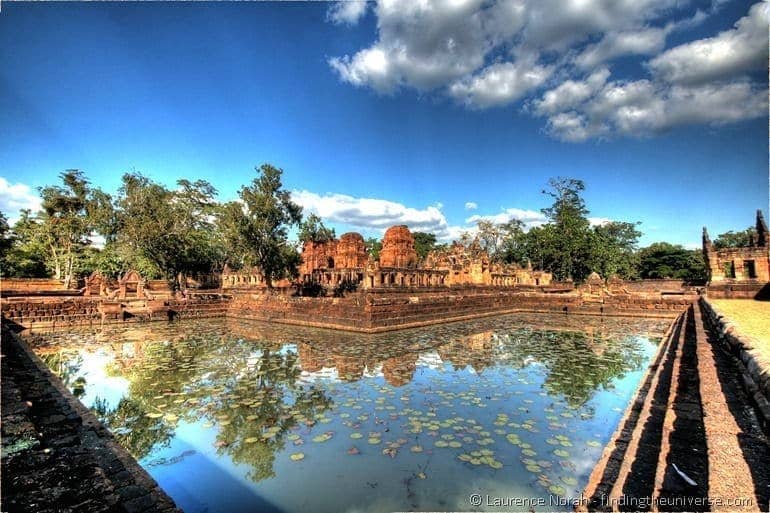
<box><xmin>0</xmin><ymin>1</ymin><xmax>767</xmax><ymax>248</ymax></box>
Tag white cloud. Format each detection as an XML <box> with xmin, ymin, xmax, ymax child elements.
<box><xmin>648</xmin><ymin>2</ymin><xmax>768</xmax><ymax>85</ymax></box>
<box><xmin>464</xmin><ymin>201</ymin><xmax>478</xmax><ymax>210</ymax></box>
<box><xmin>327</xmin><ymin>1</ymin><xmax>369</xmax><ymax>25</ymax></box>
<box><xmin>466</xmin><ymin>207</ymin><xmax>547</xmax><ymax>230</ymax></box>
<box><xmin>328</xmin><ymin>0</ymin><xmax>767</xmax><ymax>140</ymax></box>
<box><xmin>540</xmin><ymin>77</ymin><xmax>766</xmax><ymax>142</ymax></box>
<box><xmin>533</xmin><ymin>67</ymin><xmax>610</xmax><ymax>116</ymax></box>
<box><xmin>0</xmin><ymin>177</ymin><xmax>42</xmax><ymax>223</ymax></box>
<box><xmin>575</xmin><ymin>26</ymin><xmax>670</xmax><ymax>69</ymax></box>
<box><xmin>449</xmin><ymin>59</ymin><xmax>553</xmax><ymax>108</ymax></box>
<box><xmin>292</xmin><ymin>189</ymin><xmax>466</xmax><ymax>241</ymax></box>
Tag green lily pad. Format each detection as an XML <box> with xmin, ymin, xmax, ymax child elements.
<box><xmin>290</xmin><ymin>452</ymin><xmax>305</xmax><ymax>461</ymax></box>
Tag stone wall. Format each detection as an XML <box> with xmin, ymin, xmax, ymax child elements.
<box><xmin>1</xmin><ymin>278</ymin><xmax>75</xmax><ymax>297</ymax></box>
<box><xmin>228</xmin><ymin>288</ymin><xmax>690</xmax><ymax>333</ymax></box>
<box><xmin>699</xmin><ymin>298</ymin><xmax>770</xmax><ymax>425</ymax></box>
<box><xmin>1</xmin><ymin>296</ymin><xmax>230</xmax><ymax>330</ymax></box>
<box><xmin>705</xmin><ymin>282</ymin><xmax>770</xmax><ymax>299</ymax></box>
<box><xmin>1</xmin><ymin>327</ymin><xmax>181</xmax><ymax>512</ymax></box>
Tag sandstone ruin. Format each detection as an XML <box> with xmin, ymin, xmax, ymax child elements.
<box><xmin>703</xmin><ymin>210</ymin><xmax>770</xmax><ymax>283</ymax></box>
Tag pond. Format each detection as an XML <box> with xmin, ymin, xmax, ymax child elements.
<box><xmin>28</xmin><ymin>313</ymin><xmax>670</xmax><ymax>513</ymax></box>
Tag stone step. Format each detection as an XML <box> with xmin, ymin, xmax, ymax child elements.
<box><xmin>581</xmin><ymin>310</ymin><xmax>686</xmax><ymax>511</ymax></box>
<box><xmin>692</xmin><ymin>302</ymin><xmax>769</xmax><ymax>512</ymax></box>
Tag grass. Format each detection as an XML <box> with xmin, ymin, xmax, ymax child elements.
<box><xmin>709</xmin><ymin>299</ymin><xmax>770</xmax><ymax>361</ymax></box>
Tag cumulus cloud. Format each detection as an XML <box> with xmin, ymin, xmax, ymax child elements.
<box><xmin>575</xmin><ymin>27</ymin><xmax>670</xmax><ymax>69</ymax></box>
<box><xmin>464</xmin><ymin>201</ymin><xmax>478</xmax><ymax>210</ymax></box>
<box><xmin>449</xmin><ymin>59</ymin><xmax>553</xmax><ymax>108</ymax></box>
<box><xmin>540</xmin><ymin>77</ymin><xmax>766</xmax><ymax>142</ymax></box>
<box><xmin>648</xmin><ymin>2</ymin><xmax>768</xmax><ymax>85</ymax></box>
<box><xmin>292</xmin><ymin>189</ymin><xmax>466</xmax><ymax>241</ymax></box>
<box><xmin>0</xmin><ymin>177</ymin><xmax>42</xmax><ymax>223</ymax></box>
<box><xmin>327</xmin><ymin>1</ymin><xmax>369</xmax><ymax>25</ymax></box>
<box><xmin>466</xmin><ymin>208</ymin><xmax>547</xmax><ymax>230</ymax></box>
<box><xmin>328</xmin><ymin>0</ymin><xmax>768</xmax><ymax>140</ymax></box>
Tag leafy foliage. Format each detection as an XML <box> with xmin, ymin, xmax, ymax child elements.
<box><xmin>298</xmin><ymin>213</ymin><xmax>335</xmax><ymax>243</ymax></box>
<box><xmin>365</xmin><ymin>237</ymin><xmax>382</xmax><ymax>260</ymax></box>
<box><xmin>637</xmin><ymin>242</ymin><xmax>706</xmax><ymax>282</ymax></box>
<box><xmin>413</xmin><ymin>232</ymin><xmax>438</xmax><ymax>261</ymax></box>
<box><xmin>713</xmin><ymin>227</ymin><xmax>756</xmax><ymax>249</ymax></box>
<box><xmin>219</xmin><ymin>164</ymin><xmax>303</xmax><ymax>288</ymax></box>
<box><xmin>111</xmin><ymin>173</ymin><xmax>223</xmax><ymax>288</ymax></box>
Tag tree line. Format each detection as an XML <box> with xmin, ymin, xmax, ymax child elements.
<box><xmin>0</xmin><ymin>166</ymin><xmax>747</xmax><ymax>289</ymax></box>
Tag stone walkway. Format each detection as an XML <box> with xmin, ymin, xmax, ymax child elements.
<box><xmin>1</xmin><ymin>327</ymin><xmax>181</xmax><ymax>513</ymax></box>
<box><xmin>583</xmin><ymin>303</ymin><xmax>770</xmax><ymax>512</ymax></box>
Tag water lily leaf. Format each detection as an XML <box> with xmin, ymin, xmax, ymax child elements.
<box><xmin>561</xmin><ymin>476</ymin><xmax>578</xmax><ymax>486</ymax></box>
<box><xmin>410</xmin><ymin>445</ymin><xmax>423</xmax><ymax>453</ymax></box>
<box><xmin>290</xmin><ymin>452</ymin><xmax>305</xmax><ymax>461</ymax></box>
<box><xmin>554</xmin><ymin>449</ymin><xmax>570</xmax><ymax>458</ymax></box>
<box><xmin>350</xmin><ymin>432</ymin><xmax>363</xmax><ymax>439</ymax></box>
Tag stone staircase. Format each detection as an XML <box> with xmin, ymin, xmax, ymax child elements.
<box><xmin>582</xmin><ymin>303</ymin><xmax>770</xmax><ymax>512</ymax></box>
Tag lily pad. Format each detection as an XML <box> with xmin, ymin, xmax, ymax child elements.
<box><xmin>290</xmin><ymin>452</ymin><xmax>305</xmax><ymax>461</ymax></box>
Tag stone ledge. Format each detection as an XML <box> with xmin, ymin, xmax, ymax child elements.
<box><xmin>1</xmin><ymin>327</ymin><xmax>182</xmax><ymax>513</ymax></box>
<box><xmin>699</xmin><ymin>297</ymin><xmax>770</xmax><ymax>428</ymax></box>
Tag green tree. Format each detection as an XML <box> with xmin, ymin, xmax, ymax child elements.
<box><xmin>365</xmin><ymin>237</ymin><xmax>382</xmax><ymax>260</ymax></box>
<box><xmin>539</xmin><ymin>177</ymin><xmax>593</xmax><ymax>281</ymax></box>
<box><xmin>638</xmin><ymin>242</ymin><xmax>706</xmax><ymax>281</ymax></box>
<box><xmin>499</xmin><ymin>219</ymin><xmax>528</xmax><ymax>265</ymax></box>
<box><xmin>219</xmin><ymin>164</ymin><xmax>303</xmax><ymax>288</ymax></box>
<box><xmin>1</xmin><ymin>210</ymin><xmax>49</xmax><ymax>277</ymax></box>
<box><xmin>412</xmin><ymin>232</ymin><xmax>438</xmax><ymax>261</ymax></box>
<box><xmin>713</xmin><ymin>227</ymin><xmax>756</xmax><ymax>249</ymax></box>
<box><xmin>298</xmin><ymin>213</ymin><xmax>335</xmax><ymax>243</ymax></box>
<box><xmin>589</xmin><ymin>221</ymin><xmax>642</xmax><ymax>279</ymax></box>
<box><xmin>36</xmin><ymin>170</ymin><xmax>106</xmax><ymax>287</ymax></box>
<box><xmin>113</xmin><ymin>173</ymin><xmax>222</xmax><ymax>290</ymax></box>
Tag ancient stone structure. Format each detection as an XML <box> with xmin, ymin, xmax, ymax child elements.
<box><xmin>703</xmin><ymin>210</ymin><xmax>770</xmax><ymax>283</ymax></box>
<box><xmin>294</xmin><ymin>224</ymin><xmax>552</xmax><ymax>291</ymax></box>
<box><xmin>117</xmin><ymin>270</ymin><xmax>146</xmax><ymax>299</ymax></box>
<box><xmin>425</xmin><ymin>241</ymin><xmax>552</xmax><ymax>287</ymax></box>
<box><xmin>378</xmin><ymin>225</ymin><xmax>418</xmax><ymax>268</ymax></box>
<box><xmin>298</xmin><ymin>232</ymin><xmax>368</xmax><ymax>286</ymax></box>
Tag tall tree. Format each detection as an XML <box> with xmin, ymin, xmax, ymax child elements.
<box><xmin>36</xmin><ymin>170</ymin><xmax>106</xmax><ymax>287</ymax></box>
<box><xmin>1</xmin><ymin>210</ymin><xmax>49</xmax><ymax>277</ymax></box>
<box><xmin>412</xmin><ymin>232</ymin><xmax>438</xmax><ymax>261</ymax></box>
<box><xmin>219</xmin><ymin>164</ymin><xmax>303</xmax><ymax>288</ymax></box>
<box><xmin>298</xmin><ymin>213</ymin><xmax>335</xmax><ymax>243</ymax></box>
<box><xmin>113</xmin><ymin>173</ymin><xmax>221</xmax><ymax>290</ymax></box>
<box><xmin>539</xmin><ymin>177</ymin><xmax>592</xmax><ymax>281</ymax></box>
<box><xmin>589</xmin><ymin>221</ymin><xmax>642</xmax><ymax>279</ymax></box>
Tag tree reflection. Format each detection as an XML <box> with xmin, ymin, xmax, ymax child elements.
<box><xmin>90</xmin><ymin>334</ymin><xmax>332</xmax><ymax>483</ymax></box>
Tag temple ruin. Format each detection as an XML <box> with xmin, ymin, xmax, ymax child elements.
<box><xmin>702</xmin><ymin>210</ymin><xmax>770</xmax><ymax>283</ymax></box>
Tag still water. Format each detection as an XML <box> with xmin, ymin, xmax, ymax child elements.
<box><xmin>29</xmin><ymin>314</ymin><xmax>669</xmax><ymax>513</ymax></box>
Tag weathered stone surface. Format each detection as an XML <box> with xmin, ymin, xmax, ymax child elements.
<box><xmin>379</xmin><ymin>225</ymin><xmax>418</xmax><ymax>268</ymax></box>
<box><xmin>1</xmin><ymin>328</ymin><xmax>182</xmax><ymax>513</ymax></box>
<box><xmin>703</xmin><ymin>210</ymin><xmax>770</xmax><ymax>292</ymax></box>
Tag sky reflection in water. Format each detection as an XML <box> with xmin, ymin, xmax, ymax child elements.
<box><xmin>29</xmin><ymin>313</ymin><xmax>669</xmax><ymax>513</ymax></box>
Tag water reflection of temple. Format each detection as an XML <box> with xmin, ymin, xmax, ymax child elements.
<box><xmin>436</xmin><ymin>331</ymin><xmax>496</xmax><ymax>374</ymax></box>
